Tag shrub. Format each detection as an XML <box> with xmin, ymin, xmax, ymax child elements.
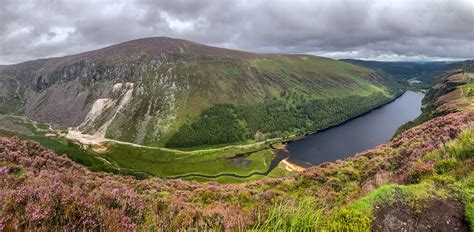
<box><xmin>325</xmin><ymin>207</ymin><xmax>371</xmax><ymax>232</ymax></box>
<box><xmin>253</xmin><ymin>197</ymin><xmax>323</xmax><ymax>231</ymax></box>
<box><xmin>408</xmin><ymin>162</ymin><xmax>434</xmax><ymax>184</ymax></box>
<box><xmin>351</xmin><ymin>184</ymin><xmax>398</xmax><ymax>214</ymax></box>
<box><xmin>434</xmin><ymin>158</ymin><xmax>458</xmax><ymax>174</ymax></box>
<box><xmin>466</xmin><ymin>203</ymin><xmax>474</xmax><ymax>227</ymax></box>
<box><xmin>444</xmin><ymin>130</ymin><xmax>474</xmax><ymax>160</ymax></box>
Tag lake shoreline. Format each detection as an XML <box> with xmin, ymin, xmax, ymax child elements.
<box><xmin>286</xmin><ymin>90</ymin><xmax>425</xmax><ymax>167</ymax></box>
<box><xmin>284</xmin><ymin>90</ymin><xmax>406</xmax><ymax>144</ymax></box>
<box><xmin>172</xmin><ymin>91</ymin><xmax>410</xmax><ymax>180</ymax></box>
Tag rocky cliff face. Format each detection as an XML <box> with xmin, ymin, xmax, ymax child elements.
<box><xmin>0</xmin><ymin>37</ymin><xmax>399</xmax><ymax>146</ymax></box>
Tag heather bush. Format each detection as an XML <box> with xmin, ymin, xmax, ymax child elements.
<box><xmin>0</xmin><ymin>110</ymin><xmax>472</xmax><ymax>230</ymax></box>
<box><xmin>408</xmin><ymin>162</ymin><xmax>434</xmax><ymax>184</ymax></box>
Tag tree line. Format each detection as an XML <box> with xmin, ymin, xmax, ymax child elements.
<box><xmin>166</xmin><ymin>92</ymin><xmax>398</xmax><ymax>148</ymax></box>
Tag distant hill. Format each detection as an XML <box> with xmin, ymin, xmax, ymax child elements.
<box><xmin>340</xmin><ymin>59</ymin><xmax>464</xmax><ymax>88</ymax></box>
<box><xmin>0</xmin><ymin>37</ymin><xmax>401</xmax><ymax>147</ymax></box>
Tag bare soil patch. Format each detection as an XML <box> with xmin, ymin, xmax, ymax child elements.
<box><xmin>372</xmin><ymin>198</ymin><xmax>469</xmax><ymax>232</ymax></box>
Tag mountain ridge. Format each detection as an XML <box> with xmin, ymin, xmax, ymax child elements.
<box><xmin>0</xmin><ymin>37</ymin><xmax>401</xmax><ymax>147</ymax></box>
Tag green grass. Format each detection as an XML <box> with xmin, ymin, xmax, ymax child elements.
<box><xmin>254</xmin><ymin>128</ymin><xmax>473</xmax><ymax>231</ymax></box>
<box><xmin>183</xmin><ymin>173</ymin><xmax>265</xmax><ymax>184</ymax></box>
<box><xmin>324</xmin><ymin>207</ymin><xmax>371</xmax><ymax>231</ymax></box>
<box><xmin>0</xmin><ymin>113</ymin><xmax>281</xmax><ymax>182</ymax></box>
<box><xmin>0</xmin><ymin>115</ymin><xmax>113</xmax><ymax>172</ymax></box>
<box><xmin>249</xmin><ymin>55</ymin><xmax>393</xmax><ymax>98</ymax></box>
<box><xmin>2</xmin><ymin>115</ymin><xmax>38</xmax><ymax>133</ymax></box>
<box><xmin>267</xmin><ymin>162</ymin><xmax>293</xmax><ymax>178</ymax></box>
<box><xmin>351</xmin><ymin>184</ymin><xmax>399</xmax><ymax>215</ymax></box>
<box><xmin>349</xmin><ymin>129</ymin><xmax>474</xmax><ymax>227</ymax></box>
<box><xmin>444</xmin><ymin>130</ymin><xmax>474</xmax><ymax>160</ymax></box>
<box><xmin>456</xmin><ymin>173</ymin><xmax>474</xmax><ymax>227</ymax></box>
<box><xmin>0</xmin><ymin>123</ymin><xmax>276</xmax><ymax>182</ymax></box>
<box><xmin>99</xmin><ymin>144</ymin><xmax>275</xmax><ymax>178</ymax></box>
<box><xmin>253</xmin><ymin>197</ymin><xmax>372</xmax><ymax>231</ymax></box>
<box><xmin>0</xmin><ymin>129</ymin><xmax>114</xmax><ymax>173</ymax></box>
<box><xmin>253</xmin><ymin>197</ymin><xmax>324</xmax><ymax>231</ymax></box>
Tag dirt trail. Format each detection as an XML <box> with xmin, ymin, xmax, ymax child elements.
<box><xmin>66</xmin><ymin>128</ymin><xmax>279</xmax><ymax>155</ymax></box>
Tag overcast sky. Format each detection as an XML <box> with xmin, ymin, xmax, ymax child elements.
<box><xmin>0</xmin><ymin>0</ymin><xmax>473</xmax><ymax>64</ymax></box>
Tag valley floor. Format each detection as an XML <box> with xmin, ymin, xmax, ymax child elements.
<box><xmin>0</xmin><ymin>89</ymin><xmax>400</xmax><ymax>182</ymax></box>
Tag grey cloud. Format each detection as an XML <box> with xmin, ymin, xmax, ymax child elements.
<box><xmin>0</xmin><ymin>0</ymin><xmax>473</xmax><ymax>64</ymax></box>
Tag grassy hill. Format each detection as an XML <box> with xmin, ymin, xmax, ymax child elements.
<box><xmin>0</xmin><ymin>37</ymin><xmax>401</xmax><ymax>148</ymax></box>
<box><xmin>0</xmin><ymin>37</ymin><xmax>404</xmax><ymax>179</ymax></box>
<box><xmin>0</xmin><ymin>63</ymin><xmax>472</xmax><ymax>231</ymax></box>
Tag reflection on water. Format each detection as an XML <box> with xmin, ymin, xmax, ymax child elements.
<box><xmin>287</xmin><ymin>91</ymin><xmax>424</xmax><ymax>166</ymax></box>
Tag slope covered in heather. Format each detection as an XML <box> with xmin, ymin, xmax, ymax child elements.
<box><xmin>0</xmin><ymin>62</ymin><xmax>472</xmax><ymax>231</ymax></box>
<box><xmin>0</xmin><ymin>37</ymin><xmax>401</xmax><ymax>148</ymax></box>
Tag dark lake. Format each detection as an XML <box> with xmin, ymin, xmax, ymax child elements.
<box><xmin>287</xmin><ymin>91</ymin><xmax>424</xmax><ymax>167</ymax></box>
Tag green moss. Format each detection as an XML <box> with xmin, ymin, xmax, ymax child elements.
<box><xmin>325</xmin><ymin>207</ymin><xmax>371</xmax><ymax>232</ymax></box>
<box><xmin>351</xmin><ymin>184</ymin><xmax>399</xmax><ymax>215</ymax></box>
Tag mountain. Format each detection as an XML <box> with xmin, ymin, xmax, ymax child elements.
<box><xmin>341</xmin><ymin>59</ymin><xmax>464</xmax><ymax>88</ymax></box>
<box><xmin>0</xmin><ymin>37</ymin><xmax>401</xmax><ymax>148</ymax></box>
<box><xmin>0</xmin><ymin>62</ymin><xmax>472</xmax><ymax>231</ymax></box>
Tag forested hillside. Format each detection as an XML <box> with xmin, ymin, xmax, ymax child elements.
<box><xmin>0</xmin><ymin>37</ymin><xmax>401</xmax><ymax>148</ymax></box>
<box><xmin>166</xmin><ymin>92</ymin><xmax>393</xmax><ymax>147</ymax></box>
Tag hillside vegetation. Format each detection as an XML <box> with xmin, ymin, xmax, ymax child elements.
<box><xmin>166</xmin><ymin>92</ymin><xmax>392</xmax><ymax>147</ymax></box>
<box><xmin>0</xmin><ymin>65</ymin><xmax>472</xmax><ymax>230</ymax></box>
<box><xmin>0</xmin><ymin>37</ymin><xmax>403</xmax><ymax>180</ymax></box>
<box><xmin>0</xmin><ymin>115</ymin><xmax>278</xmax><ymax>180</ymax></box>
<box><xmin>341</xmin><ymin>59</ymin><xmax>466</xmax><ymax>89</ymax></box>
<box><xmin>0</xmin><ymin>37</ymin><xmax>401</xmax><ymax>148</ymax></box>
